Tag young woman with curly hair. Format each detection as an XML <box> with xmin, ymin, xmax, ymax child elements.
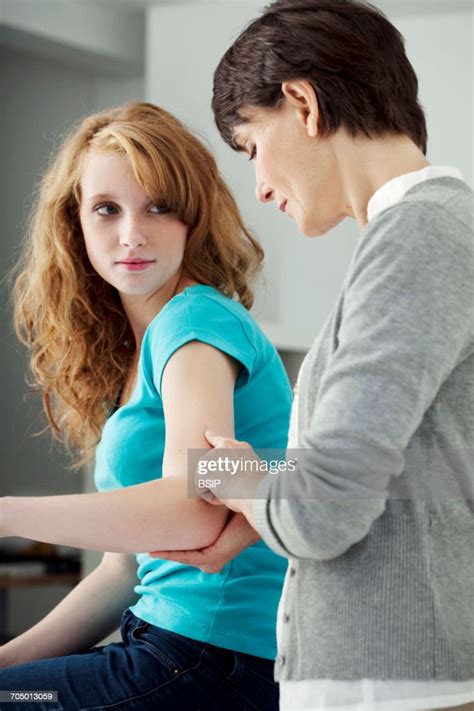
<box><xmin>0</xmin><ymin>101</ymin><xmax>292</xmax><ymax>710</ymax></box>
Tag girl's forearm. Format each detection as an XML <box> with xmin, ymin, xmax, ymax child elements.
<box><xmin>0</xmin><ymin>554</ymin><xmax>138</xmax><ymax>668</ymax></box>
<box><xmin>0</xmin><ymin>478</ymin><xmax>228</xmax><ymax>553</ymax></box>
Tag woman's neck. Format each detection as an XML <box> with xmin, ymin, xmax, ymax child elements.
<box><xmin>334</xmin><ymin>132</ymin><xmax>430</xmax><ymax>229</ymax></box>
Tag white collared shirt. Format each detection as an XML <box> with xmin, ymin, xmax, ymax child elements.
<box><xmin>366</xmin><ymin>165</ymin><xmax>463</xmax><ymax>223</ymax></box>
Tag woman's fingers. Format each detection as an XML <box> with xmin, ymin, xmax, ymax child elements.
<box><xmin>204</xmin><ymin>429</ymin><xmax>250</xmax><ymax>449</ymax></box>
<box><xmin>197</xmin><ymin>488</ymin><xmax>223</xmax><ymax>504</ymax></box>
<box><xmin>149</xmin><ymin>549</ymin><xmax>202</xmax><ymax>564</ymax></box>
<box><xmin>149</xmin><ymin>547</ymin><xmax>224</xmax><ymax>572</ymax></box>
<box><xmin>149</xmin><ymin>513</ymin><xmax>257</xmax><ymax>573</ymax></box>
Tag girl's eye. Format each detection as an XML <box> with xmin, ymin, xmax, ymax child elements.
<box><xmin>248</xmin><ymin>146</ymin><xmax>257</xmax><ymax>161</ymax></box>
<box><xmin>96</xmin><ymin>204</ymin><xmax>118</xmax><ymax>216</ymax></box>
<box><xmin>94</xmin><ymin>204</ymin><xmax>170</xmax><ymax>216</ymax></box>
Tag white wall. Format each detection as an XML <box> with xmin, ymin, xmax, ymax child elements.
<box><xmin>146</xmin><ymin>1</ymin><xmax>473</xmax><ymax>351</ymax></box>
<box><xmin>0</xmin><ymin>0</ymin><xmax>144</xmax><ymax>75</ymax></box>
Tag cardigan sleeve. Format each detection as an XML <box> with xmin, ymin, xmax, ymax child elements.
<box><xmin>253</xmin><ymin>203</ymin><xmax>474</xmax><ymax>560</ymax></box>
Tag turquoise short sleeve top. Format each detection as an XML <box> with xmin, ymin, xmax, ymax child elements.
<box><xmin>94</xmin><ymin>285</ymin><xmax>292</xmax><ymax>659</ymax></box>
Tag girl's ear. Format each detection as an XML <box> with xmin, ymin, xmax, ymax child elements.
<box><xmin>281</xmin><ymin>79</ymin><xmax>319</xmax><ymax>138</ymax></box>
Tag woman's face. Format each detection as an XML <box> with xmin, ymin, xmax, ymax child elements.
<box><xmin>233</xmin><ymin>100</ymin><xmax>347</xmax><ymax>237</ymax></box>
<box><xmin>79</xmin><ymin>151</ymin><xmax>188</xmax><ymax>298</ymax></box>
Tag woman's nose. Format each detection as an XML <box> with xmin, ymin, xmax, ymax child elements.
<box><xmin>256</xmin><ymin>181</ymin><xmax>275</xmax><ymax>204</ymax></box>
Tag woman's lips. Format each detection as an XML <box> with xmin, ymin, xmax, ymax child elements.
<box><xmin>117</xmin><ymin>260</ymin><xmax>155</xmax><ymax>271</ymax></box>
<box><xmin>279</xmin><ymin>200</ymin><xmax>288</xmax><ymax>213</ymax></box>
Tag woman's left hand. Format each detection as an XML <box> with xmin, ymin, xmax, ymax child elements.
<box><xmin>147</xmin><ymin>431</ymin><xmax>264</xmax><ymax>572</ymax></box>
<box><xmin>149</xmin><ymin>511</ymin><xmax>260</xmax><ymax>573</ymax></box>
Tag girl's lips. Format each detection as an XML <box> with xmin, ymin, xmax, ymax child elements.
<box><xmin>117</xmin><ymin>260</ymin><xmax>155</xmax><ymax>271</ymax></box>
<box><xmin>279</xmin><ymin>200</ymin><xmax>288</xmax><ymax>213</ymax></box>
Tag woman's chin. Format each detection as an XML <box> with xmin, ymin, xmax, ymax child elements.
<box><xmin>299</xmin><ymin>220</ymin><xmax>329</xmax><ymax>238</ymax></box>
<box><xmin>300</xmin><ymin>213</ymin><xmax>346</xmax><ymax>238</ymax></box>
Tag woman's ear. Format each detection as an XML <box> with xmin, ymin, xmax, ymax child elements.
<box><xmin>281</xmin><ymin>79</ymin><xmax>319</xmax><ymax>138</ymax></box>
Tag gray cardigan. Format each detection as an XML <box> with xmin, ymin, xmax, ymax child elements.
<box><xmin>253</xmin><ymin>177</ymin><xmax>474</xmax><ymax>680</ymax></box>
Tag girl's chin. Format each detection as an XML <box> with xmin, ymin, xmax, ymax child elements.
<box><xmin>115</xmin><ymin>284</ymin><xmax>157</xmax><ymax>297</ymax></box>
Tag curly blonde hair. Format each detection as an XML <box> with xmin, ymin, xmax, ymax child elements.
<box><xmin>10</xmin><ymin>101</ymin><xmax>264</xmax><ymax>469</ymax></box>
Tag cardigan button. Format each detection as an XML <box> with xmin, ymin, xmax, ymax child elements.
<box><xmin>283</xmin><ymin>613</ymin><xmax>290</xmax><ymax>623</ymax></box>
<box><xmin>276</xmin><ymin>654</ymin><xmax>286</xmax><ymax>666</ymax></box>
<box><xmin>289</xmin><ymin>566</ymin><xmax>296</xmax><ymax>577</ymax></box>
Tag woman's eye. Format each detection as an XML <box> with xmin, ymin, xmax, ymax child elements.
<box><xmin>96</xmin><ymin>204</ymin><xmax>118</xmax><ymax>216</ymax></box>
<box><xmin>248</xmin><ymin>146</ymin><xmax>257</xmax><ymax>161</ymax></box>
<box><xmin>150</xmin><ymin>204</ymin><xmax>171</xmax><ymax>215</ymax></box>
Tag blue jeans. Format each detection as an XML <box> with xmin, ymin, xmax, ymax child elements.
<box><xmin>0</xmin><ymin>608</ymin><xmax>279</xmax><ymax>710</ymax></box>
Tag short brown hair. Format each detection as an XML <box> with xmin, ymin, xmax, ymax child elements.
<box><xmin>212</xmin><ymin>0</ymin><xmax>427</xmax><ymax>154</ymax></box>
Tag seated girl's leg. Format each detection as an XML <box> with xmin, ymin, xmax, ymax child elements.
<box><xmin>209</xmin><ymin>644</ymin><xmax>280</xmax><ymax>711</ymax></box>
<box><xmin>0</xmin><ymin>609</ymin><xmax>192</xmax><ymax>710</ymax></box>
<box><xmin>123</xmin><ymin>614</ymin><xmax>280</xmax><ymax>711</ymax></box>
<box><xmin>0</xmin><ymin>609</ymin><xmax>279</xmax><ymax>711</ymax></box>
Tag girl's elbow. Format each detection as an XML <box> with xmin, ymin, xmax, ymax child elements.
<box><xmin>193</xmin><ymin>504</ymin><xmax>228</xmax><ymax>549</ymax></box>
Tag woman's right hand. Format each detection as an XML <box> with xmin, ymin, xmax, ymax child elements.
<box><xmin>149</xmin><ymin>512</ymin><xmax>260</xmax><ymax>573</ymax></box>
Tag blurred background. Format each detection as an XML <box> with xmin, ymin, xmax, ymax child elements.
<box><xmin>0</xmin><ymin>0</ymin><xmax>473</xmax><ymax>644</ymax></box>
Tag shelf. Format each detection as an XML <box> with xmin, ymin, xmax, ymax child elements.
<box><xmin>0</xmin><ymin>572</ymin><xmax>81</xmax><ymax>642</ymax></box>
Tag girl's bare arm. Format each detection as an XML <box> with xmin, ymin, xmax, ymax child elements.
<box><xmin>0</xmin><ymin>552</ymin><xmax>138</xmax><ymax>668</ymax></box>
<box><xmin>0</xmin><ymin>342</ymin><xmax>236</xmax><ymax>553</ymax></box>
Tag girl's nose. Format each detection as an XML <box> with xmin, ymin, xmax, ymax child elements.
<box><xmin>119</xmin><ymin>219</ymin><xmax>148</xmax><ymax>248</ymax></box>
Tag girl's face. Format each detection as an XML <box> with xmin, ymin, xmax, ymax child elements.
<box><xmin>233</xmin><ymin>100</ymin><xmax>347</xmax><ymax>237</ymax></box>
<box><xmin>79</xmin><ymin>151</ymin><xmax>188</xmax><ymax>298</ymax></box>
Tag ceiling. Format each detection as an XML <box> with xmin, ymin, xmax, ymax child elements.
<box><xmin>69</xmin><ymin>0</ymin><xmax>241</xmax><ymax>7</ymax></box>
<box><xmin>71</xmin><ymin>0</ymin><xmax>473</xmax><ymax>9</ymax></box>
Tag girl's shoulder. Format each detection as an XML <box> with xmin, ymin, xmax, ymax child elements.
<box><xmin>145</xmin><ymin>284</ymin><xmax>267</xmax><ymax>351</ymax></box>
<box><xmin>142</xmin><ymin>284</ymin><xmax>275</xmax><ymax>397</ymax></box>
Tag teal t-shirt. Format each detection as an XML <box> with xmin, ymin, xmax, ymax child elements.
<box><xmin>94</xmin><ymin>284</ymin><xmax>292</xmax><ymax>659</ymax></box>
